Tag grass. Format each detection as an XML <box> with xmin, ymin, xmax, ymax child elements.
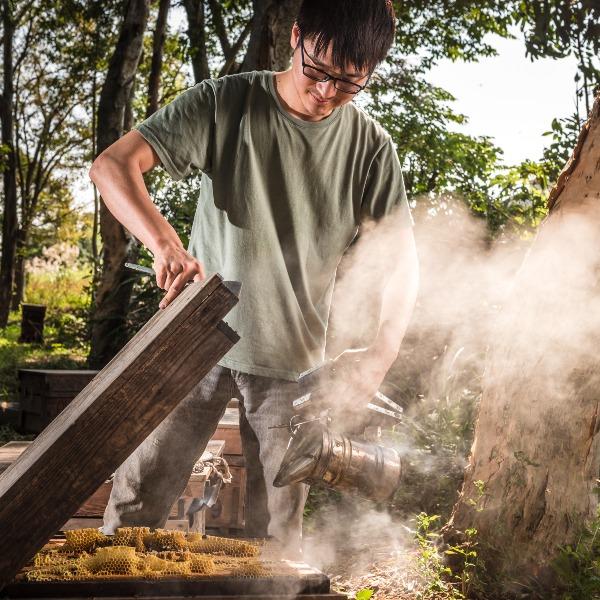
<box><xmin>553</xmin><ymin>506</ymin><xmax>600</xmax><ymax>599</ymax></box>
<box><xmin>0</xmin><ymin>319</ymin><xmax>88</xmax><ymax>404</ymax></box>
<box><xmin>0</xmin><ymin>267</ymin><xmax>91</xmax><ymax>405</ymax></box>
<box><xmin>25</xmin><ymin>267</ymin><xmax>92</xmax><ymax>311</ymax></box>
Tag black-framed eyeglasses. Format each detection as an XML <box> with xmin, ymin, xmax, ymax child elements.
<box><xmin>299</xmin><ymin>34</ymin><xmax>370</xmax><ymax>95</ymax></box>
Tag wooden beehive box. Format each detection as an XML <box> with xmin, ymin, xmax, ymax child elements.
<box><xmin>17</xmin><ymin>370</ymin><xmax>99</xmax><ymax>433</ymax></box>
<box><xmin>0</xmin><ymin>439</ymin><xmax>226</xmax><ymax>534</ymax></box>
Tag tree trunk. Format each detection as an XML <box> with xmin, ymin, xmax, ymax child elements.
<box><xmin>89</xmin><ymin>0</ymin><xmax>150</xmax><ymax>369</ymax></box>
<box><xmin>183</xmin><ymin>0</ymin><xmax>209</xmax><ymax>83</ymax></box>
<box><xmin>146</xmin><ymin>0</ymin><xmax>169</xmax><ymax>118</ymax></box>
<box><xmin>445</xmin><ymin>94</ymin><xmax>600</xmax><ymax>594</ymax></box>
<box><xmin>0</xmin><ymin>0</ymin><xmax>18</xmax><ymax>328</ymax></box>
<box><xmin>10</xmin><ymin>228</ymin><xmax>26</xmax><ymax>310</ymax></box>
<box><xmin>241</xmin><ymin>0</ymin><xmax>301</xmax><ymax>71</ymax></box>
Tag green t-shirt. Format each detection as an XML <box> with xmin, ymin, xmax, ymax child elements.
<box><xmin>136</xmin><ymin>70</ymin><xmax>411</xmax><ymax>381</ymax></box>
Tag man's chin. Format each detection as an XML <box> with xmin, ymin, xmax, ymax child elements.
<box><xmin>304</xmin><ymin>94</ymin><xmax>334</xmax><ymax>116</ymax></box>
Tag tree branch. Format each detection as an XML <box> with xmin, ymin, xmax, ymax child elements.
<box><xmin>207</xmin><ymin>0</ymin><xmax>232</xmax><ymax>59</ymax></box>
<box><xmin>218</xmin><ymin>15</ymin><xmax>253</xmax><ymax>77</ymax></box>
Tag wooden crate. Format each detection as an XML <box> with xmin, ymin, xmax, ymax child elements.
<box><xmin>0</xmin><ymin>439</ymin><xmax>226</xmax><ymax>534</ymax></box>
<box><xmin>206</xmin><ymin>406</ymin><xmax>245</xmax><ymax>532</ymax></box>
<box><xmin>17</xmin><ymin>370</ymin><xmax>99</xmax><ymax>433</ymax></box>
<box><xmin>214</xmin><ymin>405</ymin><xmax>243</xmax><ymax>455</ymax></box>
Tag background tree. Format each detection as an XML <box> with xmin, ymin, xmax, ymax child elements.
<box><xmin>88</xmin><ymin>0</ymin><xmax>150</xmax><ymax>368</ymax></box>
<box><xmin>0</xmin><ymin>0</ymin><xmax>19</xmax><ymax>327</ymax></box>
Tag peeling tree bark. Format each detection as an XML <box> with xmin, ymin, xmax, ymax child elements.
<box><xmin>89</xmin><ymin>0</ymin><xmax>150</xmax><ymax>369</ymax></box>
<box><xmin>445</xmin><ymin>94</ymin><xmax>600</xmax><ymax>593</ymax></box>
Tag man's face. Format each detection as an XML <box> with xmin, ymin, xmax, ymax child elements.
<box><xmin>289</xmin><ymin>24</ymin><xmax>371</xmax><ymax>119</ymax></box>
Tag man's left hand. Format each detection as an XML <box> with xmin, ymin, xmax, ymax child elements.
<box><xmin>324</xmin><ymin>346</ymin><xmax>396</xmax><ymax>430</ymax></box>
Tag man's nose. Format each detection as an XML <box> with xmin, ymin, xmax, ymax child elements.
<box><xmin>316</xmin><ymin>79</ymin><xmax>336</xmax><ymax>97</ymax></box>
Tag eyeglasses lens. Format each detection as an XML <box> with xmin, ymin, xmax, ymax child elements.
<box><xmin>302</xmin><ymin>65</ymin><xmax>361</xmax><ymax>94</ymax></box>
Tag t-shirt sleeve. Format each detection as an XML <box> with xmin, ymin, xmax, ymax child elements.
<box><xmin>135</xmin><ymin>80</ymin><xmax>216</xmax><ymax>181</ymax></box>
<box><xmin>361</xmin><ymin>137</ymin><xmax>413</xmax><ymax>227</ymax></box>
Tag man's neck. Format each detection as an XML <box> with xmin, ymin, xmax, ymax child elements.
<box><xmin>273</xmin><ymin>70</ymin><xmax>333</xmax><ymax>123</ymax></box>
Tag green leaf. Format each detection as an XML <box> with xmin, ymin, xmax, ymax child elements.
<box><xmin>355</xmin><ymin>589</ymin><xmax>374</xmax><ymax>600</ymax></box>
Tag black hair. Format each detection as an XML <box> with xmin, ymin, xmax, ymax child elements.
<box><xmin>296</xmin><ymin>0</ymin><xmax>396</xmax><ymax>74</ymax></box>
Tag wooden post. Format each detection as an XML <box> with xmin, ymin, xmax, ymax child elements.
<box><xmin>0</xmin><ymin>274</ymin><xmax>239</xmax><ymax>588</ymax></box>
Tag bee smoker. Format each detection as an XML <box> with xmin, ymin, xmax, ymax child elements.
<box><xmin>273</xmin><ymin>360</ymin><xmax>404</xmax><ymax>501</ymax></box>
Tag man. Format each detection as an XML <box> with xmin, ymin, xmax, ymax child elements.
<box><xmin>90</xmin><ymin>0</ymin><xmax>419</xmax><ymax>554</ymax></box>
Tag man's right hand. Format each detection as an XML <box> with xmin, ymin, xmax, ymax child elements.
<box><xmin>153</xmin><ymin>244</ymin><xmax>206</xmax><ymax>309</ymax></box>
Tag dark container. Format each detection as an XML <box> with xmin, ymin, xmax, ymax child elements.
<box><xmin>19</xmin><ymin>304</ymin><xmax>47</xmax><ymax>343</ymax></box>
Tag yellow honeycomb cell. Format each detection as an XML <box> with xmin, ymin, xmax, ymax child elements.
<box><xmin>22</xmin><ymin>528</ymin><xmax>271</xmax><ymax>582</ymax></box>
<box><xmin>33</xmin><ymin>551</ymin><xmax>74</xmax><ymax>568</ymax></box>
<box><xmin>83</xmin><ymin>546</ymin><xmax>140</xmax><ymax>576</ymax></box>
<box><xmin>188</xmin><ymin>553</ymin><xmax>215</xmax><ymax>575</ymax></box>
<box><xmin>187</xmin><ymin>535</ymin><xmax>259</xmax><ymax>557</ymax></box>
<box><xmin>140</xmin><ymin>529</ymin><xmax>187</xmax><ymax>552</ymax></box>
<box><xmin>113</xmin><ymin>527</ymin><xmax>149</xmax><ymax>552</ymax></box>
<box><xmin>141</xmin><ymin>555</ymin><xmax>191</xmax><ymax>579</ymax></box>
<box><xmin>62</xmin><ymin>528</ymin><xmax>109</xmax><ymax>552</ymax></box>
<box><xmin>231</xmin><ymin>559</ymin><xmax>274</xmax><ymax>578</ymax></box>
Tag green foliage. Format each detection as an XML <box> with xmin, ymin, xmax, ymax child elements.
<box><xmin>393</xmin><ymin>1</ymin><xmax>514</xmax><ymax>68</ymax></box>
<box><xmin>0</xmin><ymin>320</ymin><xmax>87</xmax><ymax>404</ymax></box>
<box><xmin>387</xmin><ymin>340</ymin><xmax>484</xmax><ymax>519</ymax></box>
<box><xmin>26</xmin><ymin>267</ymin><xmax>92</xmax><ymax>315</ymax></box>
<box><xmin>355</xmin><ymin>588</ymin><xmax>374</xmax><ymax>600</ymax></box>
<box><xmin>414</xmin><ymin>511</ymin><xmax>482</xmax><ymax>599</ymax></box>
<box><xmin>367</xmin><ymin>64</ymin><xmax>503</xmax><ymax>211</ymax></box>
<box><xmin>515</xmin><ymin>0</ymin><xmax>599</xmax><ymax>118</ymax></box>
<box><xmin>0</xmin><ymin>425</ymin><xmax>34</xmax><ymax>445</ymax></box>
<box><xmin>303</xmin><ymin>482</ymin><xmax>344</xmax><ymax>528</ymax></box>
<box><xmin>553</xmin><ymin>506</ymin><xmax>600</xmax><ymax>600</ymax></box>
<box><xmin>514</xmin><ymin>0</ymin><xmax>600</xmax><ymax>60</ymax></box>
<box><xmin>542</xmin><ymin>113</ymin><xmax>582</xmax><ymax>182</ymax></box>
<box><xmin>484</xmin><ymin>159</ymin><xmax>551</xmax><ymax>236</ymax></box>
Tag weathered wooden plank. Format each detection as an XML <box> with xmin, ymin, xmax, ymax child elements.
<box><xmin>0</xmin><ymin>275</ymin><xmax>239</xmax><ymax>589</ymax></box>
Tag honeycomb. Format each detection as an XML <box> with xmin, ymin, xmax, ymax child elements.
<box><xmin>187</xmin><ymin>553</ymin><xmax>216</xmax><ymax>575</ymax></box>
<box><xmin>83</xmin><ymin>546</ymin><xmax>139</xmax><ymax>576</ymax></box>
<box><xmin>20</xmin><ymin>528</ymin><xmax>266</xmax><ymax>582</ymax></box>
<box><xmin>147</xmin><ymin>529</ymin><xmax>187</xmax><ymax>551</ymax></box>
<box><xmin>113</xmin><ymin>527</ymin><xmax>149</xmax><ymax>552</ymax></box>
<box><xmin>62</xmin><ymin>528</ymin><xmax>109</xmax><ymax>552</ymax></box>
<box><xmin>187</xmin><ymin>535</ymin><xmax>259</xmax><ymax>557</ymax></box>
<box><xmin>231</xmin><ymin>560</ymin><xmax>274</xmax><ymax>578</ymax></box>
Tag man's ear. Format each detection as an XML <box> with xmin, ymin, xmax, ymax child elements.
<box><xmin>290</xmin><ymin>21</ymin><xmax>300</xmax><ymax>50</ymax></box>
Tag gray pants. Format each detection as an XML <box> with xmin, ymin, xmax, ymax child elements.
<box><xmin>103</xmin><ymin>365</ymin><xmax>309</xmax><ymax>553</ymax></box>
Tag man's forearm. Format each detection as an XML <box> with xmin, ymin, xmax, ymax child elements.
<box><xmin>372</xmin><ymin>228</ymin><xmax>419</xmax><ymax>365</ymax></box>
<box><xmin>89</xmin><ymin>152</ymin><xmax>181</xmax><ymax>255</ymax></box>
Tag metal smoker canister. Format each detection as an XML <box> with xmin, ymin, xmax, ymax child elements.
<box><xmin>273</xmin><ymin>422</ymin><xmax>402</xmax><ymax>501</ymax></box>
